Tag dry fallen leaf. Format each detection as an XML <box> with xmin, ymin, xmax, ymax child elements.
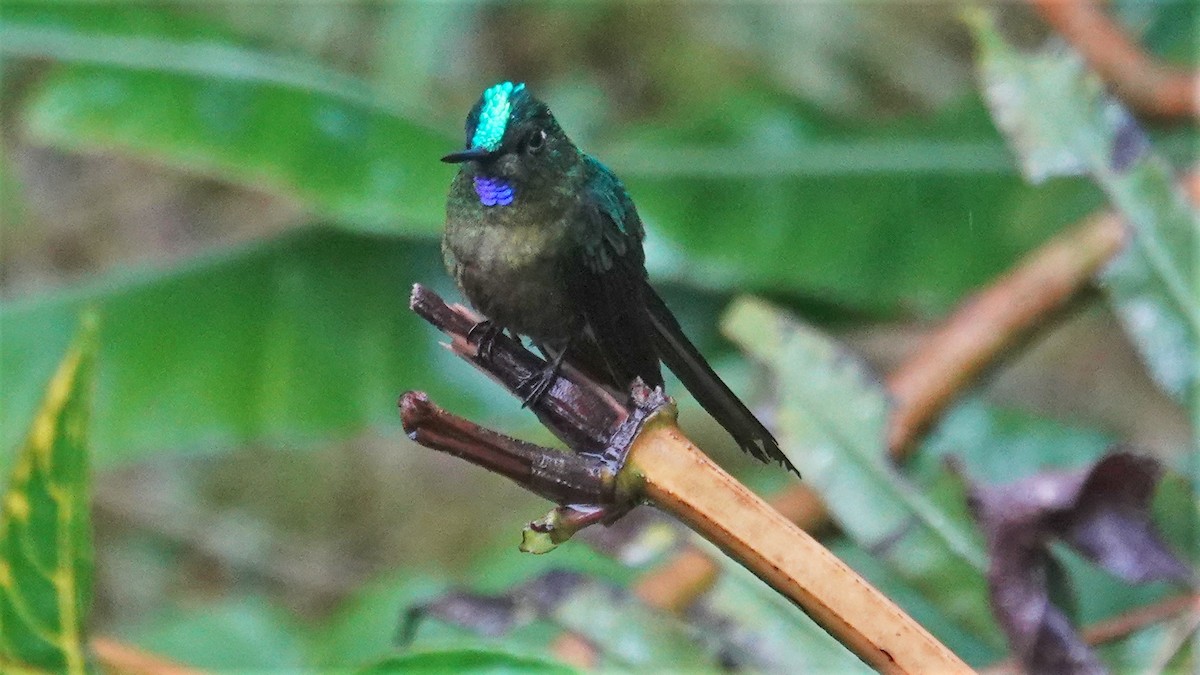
<box><xmin>957</xmin><ymin>451</ymin><xmax>1193</xmax><ymax>674</ymax></box>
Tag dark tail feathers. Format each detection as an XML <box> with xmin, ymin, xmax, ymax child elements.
<box><xmin>643</xmin><ymin>286</ymin><xmax>799</xmax><ymax>477</ymax></box>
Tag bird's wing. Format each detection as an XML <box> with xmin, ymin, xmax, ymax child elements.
<box><xmin>569</xmin><ymin>158</ymin><xmax>796</xmax><ymax>475</ymax></box>
<box><xmin>642</xmin><ymin>285</ymin><xmax>795</xmax><ymax>474</ymax></box>
<box><xmin>564</xmin><ymin>157</ymin><xmax>663</xmax><ymax>389</ymax></box>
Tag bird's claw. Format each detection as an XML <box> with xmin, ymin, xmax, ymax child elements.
<box><xmin>517</xmin><ymin>366</ymin><xmax>559</xmax><ymax>409</ymax></box>
<box><xmin>468</xmin><ymin>320</ymin><xmax>505</xmax><ymax>362</ymax></box>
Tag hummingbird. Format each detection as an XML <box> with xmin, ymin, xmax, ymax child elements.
<box><xmin>441</xmin><ymin>81</ymin><xmax>796</xmax><ymax>474</ymax></box>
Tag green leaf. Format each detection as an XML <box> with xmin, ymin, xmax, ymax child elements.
<box><xmin>1095</xmin><ymin>609</ymin><xmax>1195</xmax><ymax>673</ymax></box>
<box><xmin>0</xmin><ymin>3</ymin><xmax>382</xmax><ymax>108</ymax></box>
<box><xmin>607</xmin><ymin>92</ymin><xmax>1105</xmax><ymax>314</ymax></box>
<box><xmin>1049</xmin><ymin>543</ymin><xmax>1183</xmax><ymax>632</ymax></box>
<box><xmin>0</xmin><ymin>228</ymin><xmax>522</xmax><ymax>474</ymax></box>
<box><xmin>537</xmin><ymin>579</ymin><xmax>721</xmax><ymax>672</ymax></box>
<box><xmin>4</xmin><ymin>3</ymin><xmax>452</xmax><ymax>233</ymax></box>
<box><xmin>1117</xmin><ymin>0</ymin><xmax>1200</xmax><ymax>64</ymax></box>
<box><xmin>315</xmin><ymin>571</ymin><xmax>571</xmax><ymax>670</ymax></box>
<box><xmin>410</xmin><ymin>572</ymin><xmax>719</xmax><ymax>672</ymax></box>
<box><xmin>403</xmin><ymin>610</ymin><xmax>567</xmax><ymax>669</ymax></box>
<box><xmin>113</xmin><ymin>595</ymin><xmax>307</xmax><ymax>671</ymax></box>
<box><xmin>361</xmin><ymin>649</ymin><xmax>577</xmax><ymax>675</ymax></box>
<box><xmin>916</xmin><ymin>397</ymin><xmax>1116</xmax><ymax>484</ymax></box>
<box><xmin>723</xmin><ymin>298</ymin><xmax>1002</xmax><ymax>648</ymax></box>
<box><xmin>0</xmin><ymin>146</ymin><xmax>28</xmax><ymax>231</ymax></box>
<box><xmin>23</xmin><ymin>64</ymin><xmax>450</xmax><ymax>234</ymax></box>
<box><xmin>970</xmin><ymin>9</ymin><xmax>1200</xmax><ymax>404</ymax></box>
<box><xmin>1151</xmin><ymin>470</ymin><xmax>1197</xmax><ymax>564</ymax></box>
<box><xmin>314</xmin><ymin>573</ymin><xmax>450</xmax><ymax>669</ymax></box>
<box><xmin>411</xmin><ymin>571</ymin><xmax>721</xmax><ymax>671</ymax></box>
<box><xmin>0</xmin><ymin>315</ymin><xmax>97</xmax><ymax>674</ymax></box>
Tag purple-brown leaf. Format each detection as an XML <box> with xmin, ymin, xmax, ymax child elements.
<box><xmin>960</xmin><ymin>451</ymin><xmax>1194</xmax><ymax>674</ymax></box>
<box><xmin>1058</xmin><ymin>454</ymin><xmax>1192</xmax><ymax>584</ymax></box>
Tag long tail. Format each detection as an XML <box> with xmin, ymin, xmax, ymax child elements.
<box><xmin>643</xmin><ymin>285</ymin><xmax>799</xmax><ymax>476</ymax></box>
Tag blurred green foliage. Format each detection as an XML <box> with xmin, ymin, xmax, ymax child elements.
<box><xmin>0</xmin><ymin>1</ymin><xmax>1194</xmax><ymax>672</ymax></box>
<box><xmin>363</xmin><ymin>649</ymin><xmax>579</xmax><ymax>675</ymax></box>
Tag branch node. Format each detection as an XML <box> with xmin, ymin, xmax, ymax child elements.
<box><xmin>401</xmin><ymin>284</ymin><xmax>675</xmax><ymax>544</ymax></box>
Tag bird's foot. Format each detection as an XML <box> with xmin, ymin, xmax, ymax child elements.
<box><xmin>517</xmin><ymin>358</ymin><xmax>565</xmax><ymax>409</ymax></box>
<box><xmin>467</xmin><ymin>320</ymin><xmax>506</xmax><ymax>361</ymax></box>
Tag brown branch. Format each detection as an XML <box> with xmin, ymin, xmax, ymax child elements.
<box><xmin>399</xmin><ymin>391</ymin><xmax>613</xmax><ymax>506</ymax></box>
<box><xmin>630</xmin><ymin>476</ymin><xmax>831</xmax><ymax>616</ymax></box>
<box><xmin>1028</xmin><ymin>0</ymin><xmax>1200</xmax><ymax>119</ymax></box>
<box><xmin>887</xmin><ymin>168</ymin><xmax>1198</xmax><ymax>459</ymax></box>
<box><xmin>885</xmin><ymin>212</ymin><xmax>1126</xmax><ymax>458</ymax></box>
<box><xmin>91</xmin><ymin>637</ymin><xmax>204</xmax><ymax>675</ymax></box>
<box><xmin>980</xmin><ymin>594</ymin><xmax>1200</xmax><ymax>674</ymax></box>
<box><xmin>1081</xmin><ymin>593</ymin><xmax>1200</xmax><ymax>646</ymax></box>
<box><xmin>409</xmin><ymin>285</ymin><xmax>629</xmax><ymax>456</ymax></box>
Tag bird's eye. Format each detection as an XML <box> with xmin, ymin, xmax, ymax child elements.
<box><xmin>526</xmin><ymin>129</ymin><xmax>546</xmax><ymax>154</ymax></box>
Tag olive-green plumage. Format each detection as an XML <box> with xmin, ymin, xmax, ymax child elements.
<box><xmin>441</xmin><ymin>82</ymin><xmax>795</xmax><ymax>475</ymax></box>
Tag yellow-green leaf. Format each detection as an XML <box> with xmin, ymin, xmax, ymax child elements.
<box><xmin>0</xmin><ymin>315</ymin><xmax>97</xmax><ymax>674</ymax></box>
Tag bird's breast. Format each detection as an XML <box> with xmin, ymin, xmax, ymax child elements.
<box><xmin>443</xmin><ymin>211</ymin><xmax>576</xmax><ymax>341</ymax></box>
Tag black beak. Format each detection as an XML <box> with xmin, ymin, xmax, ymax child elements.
<box><xmin>441</xmin><ymin>147</ymin><xmax>494</xmax><ymax>164</ymax></box>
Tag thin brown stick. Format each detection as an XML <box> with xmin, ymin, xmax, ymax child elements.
<box><xmin>885</xmin><ymin>212</ymin><xmax>1126</xmax><ymax>457</ymax></box>
<box><xmin>409</xmin><ymin>284</ymin><xmax>628</xmax><ymax>455</ymax></box>
<box><xmin>1028</xmin><ymin>0</ymin><xmax>1200</xmax><ymax>118</ymax></box>
<box><xmin>1081</xmin><ymin>593</ymin><xmax>1200</xmax><ymax>646</ymax></box>
<box><xmin>399</xmin><ymin>391</ymin><xmax>614</xmax><ymax>506</ymax></box>
<box><xmin>980</xmin><ymin>594</ymin><xmax>1200</xmax><ymax>674</ymax></box>
<box><xmin>549</xmin><ymin>634</ymin><xmax>599</xmax><ymax>670</ymax></box>
<box><xmin>91</xmin><ymin>637</ymin><xmax>204</xmax><ymax>675</ymax></box>
<box><xmin>628</xmin><ymin>422</ymin><xmax>974</xmax><ymax>675</ymax></box>
<box><xmin>634</xmin><ymin>547</ymin><xmax>721</xmax><ymax>613</ymax></box>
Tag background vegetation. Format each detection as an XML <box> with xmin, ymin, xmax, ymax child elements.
<box><xmin>0</xmin><ymin>1</ymin><xmax>1195</xmax><ymax>672</ymax></box>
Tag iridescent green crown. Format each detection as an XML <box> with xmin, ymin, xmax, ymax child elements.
<box><xmin>471</xmin><ymin>81</ymin><xmax>525</xmax><ymax>151</ymax></box>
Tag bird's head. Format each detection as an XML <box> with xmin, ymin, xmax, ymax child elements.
<box><xmin>442</xmin><ymin>82</ymin><xmax>576</xmax><ymax>207</ymax></box>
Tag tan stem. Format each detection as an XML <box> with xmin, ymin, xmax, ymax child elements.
<box><xmin>92</xmin><ymin>637</ymin><xmax>204</xmax><ymax>675</ymax></box>
<box><xmin>629</xmin><ymin>211</ymin><xmax>1128</xmax><ymax>618</ymax></box>
<box><xmin>629</xmin><ymin>422</ymin><xmax>974</xmax><ymax>675</ymax></box>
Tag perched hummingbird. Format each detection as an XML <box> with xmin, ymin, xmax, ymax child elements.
<box><xmin>441</xmin><ymin>81</ymin><xmax>795</xmax><ymax>474</ymax></box>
